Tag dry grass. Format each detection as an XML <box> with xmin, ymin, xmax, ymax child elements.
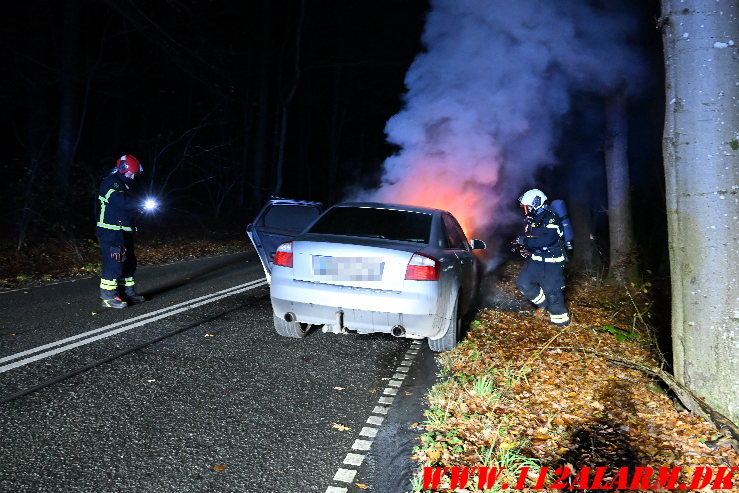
<box><xmin>412</xmin><ymin>264</ymin><xmax>738</xmax><ymax>492</ymax></box>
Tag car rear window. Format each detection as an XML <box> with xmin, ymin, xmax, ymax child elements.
<box><xmin>308</xmin><ymin>207</ymin><xmax>432</xmax><ymax>243</ymax></box>
<box><xmin>263</xmin><ymin>204</ymin><xmax>321</xmax><ymax>230</ymax></box>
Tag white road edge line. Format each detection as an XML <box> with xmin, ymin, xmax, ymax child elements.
<box><xmin>0</xmin><ymin>279</ymin><xmax>267</xmax><ymax>374</ymax></box>
<box><xmin>326</xmin><ymin>341</ymin><xmax>422</xmax><ymax>493</ymax></box>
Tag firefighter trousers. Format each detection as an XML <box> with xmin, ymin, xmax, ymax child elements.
<box><xmin>99</xmin><ymin>234</ymin><xmax>137</xmax><ymax>298</ymax></box>
<box><xmin>516</xmin><ymin>259</ymin><xmax>569</xmax><ymax>326</ymax></box>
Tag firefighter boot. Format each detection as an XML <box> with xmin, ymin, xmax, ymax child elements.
<box><xmin>123</xmin><ymin>287</ymin><xmax>146</xmax><ymax>304</ymax></box>
<box><xmin>100</xmin><ymin>289</ymin><xmax>128</xmax><ymax>309</ymax></box>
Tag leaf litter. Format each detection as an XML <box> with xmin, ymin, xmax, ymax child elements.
<box><xmin>413</xmin><ymin>263</ymin><xmax>738</xmax><ymax>492</ymax></box>
<box><xmin>0</xmin><ymin>235</ymin><xmax>247</xmax><ymax>290</ymax></box>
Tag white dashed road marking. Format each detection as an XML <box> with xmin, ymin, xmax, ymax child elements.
<box><xmin>334</xmin><ymin>468</ymin><xmax>357</xmax><ymax>483</ymax></box>
<box><xmin>325</xmin><ymin>339</ymin><xmax>424</xmax><ymax>493</ymax></box>
<box><xmin>352</xmin><ymin>439</ymin><xmax>372</xmax><ymax>451</ymax></box>
<box><xmin>344</xmin><ymin>453</ymin><xmax>364</xmax><ymax>466</ymax></box>
<box><xmin>359</xmin><ymin>427</ymin><xmax>378</xmax><ymax>438</ymax></box>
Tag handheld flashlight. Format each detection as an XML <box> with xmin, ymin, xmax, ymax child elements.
<box><xmin>143</xmin><ymin>198</ymin><xmax>159</xmax><ymax>211</ymax></box>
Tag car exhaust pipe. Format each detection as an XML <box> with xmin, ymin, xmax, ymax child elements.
<box><xmin>284</xmin><ymin>312</ymin><xmax>297</xmax><ymax>322</ymax></box>
<box><xmin>391</xmin><ymin>325</ymin><xmax>406</xmax><ymax>337</ymax></box>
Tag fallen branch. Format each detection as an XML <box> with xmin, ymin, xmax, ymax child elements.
<box><xmin>532</xmin><ymin>346</ymin><xmax>739</xmax><ymax>441</ymax></box>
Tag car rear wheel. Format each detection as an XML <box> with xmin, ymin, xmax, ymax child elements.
<box><xmin>428</xmin><ymin>295</ymin><xmax>461</xmax><ymax>352</ymax></box>
<box><xmin>273</xmin><ymin>314</ymin><xmax>310</xmax><ymax>338</ymax></box>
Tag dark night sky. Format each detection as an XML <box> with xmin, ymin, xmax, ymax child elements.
<box><xmin>1</xmin><ymin>0</ymin><xmax>666</xmax><ymax>268</ymax></box>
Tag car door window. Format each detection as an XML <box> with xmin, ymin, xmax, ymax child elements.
<box><xmin>248</xmin><ymin>202</ymin><xmax>322</xmax><ymax>277</ymax></box>
<box><xmin>442</xmin><ymin>214</ymin><xmax>469</xmax><ymax>250</ymax></box>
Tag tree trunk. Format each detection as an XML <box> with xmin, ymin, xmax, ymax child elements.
<box><xmin>56</xmin><ymin>0</ymin><xmax>79</xmax><ymax>194</ymax></box>
<box><xmin>661</xmin><ymin>0</ymin><xmax>739</xmax><ymax>424</ymax></box>
<box><xmin>328</xmin><ymin>65</ymin><xmax>345</xmax><ymax>203</ymax></box>
<box><xmin>569</xmin><ymin>199</ymin><xmax>597</xmax><ymax>274</ymax></box>
<box><xmin>252</xmin><ymin>58</ymin><xmax>269</xmax><ymax>207</ymax></box>
<box><xmin>239</xmin><ymin>97</ymin><xmax>252</xmax><ymax>208</ymax></box>
<box><xmin>274</xmin><ymin>0</ymin><xmax>305</xmax><ymax>196</ymax></box>
<box><xmin>604</xmin><ymin>88</ymin><xmax>638</xmax><ymax>284</ymax></box>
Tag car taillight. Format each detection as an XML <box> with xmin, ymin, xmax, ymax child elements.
<box><xmin>273</xmin><ymin>241</ymin><xmax>293</xmax><ymax>268</ymax></box>
<box><xmin>404</xmin><ymin>253</ymin><xmax>440</xmax><ymax>281</ymax></box>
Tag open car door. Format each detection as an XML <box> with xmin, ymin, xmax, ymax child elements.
<box><xmin>246</xmin><ymin>199</ymin><xmax>323</xmax><ymax>282</ymax></box>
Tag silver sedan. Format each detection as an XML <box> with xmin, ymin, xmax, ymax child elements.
<box><xmin>247</xmin><ymin>200</ymin><xmax>486</xmax><ymax>351</ymax></box>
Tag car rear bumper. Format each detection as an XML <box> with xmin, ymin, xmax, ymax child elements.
<box><xmin>270</xmin><ymin>279</ymin><xmax>450</xmax><ymax>338</ymax></box>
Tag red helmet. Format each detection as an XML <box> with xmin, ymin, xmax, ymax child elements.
<box><xmin>116</xmin><ymin>154</ymin><xmax>143</xmax><ymax>174</ymax></box>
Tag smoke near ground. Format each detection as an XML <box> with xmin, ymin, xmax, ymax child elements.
<box><xmin>351</xmin><ymin>0</ymin><xmax>646</xmax><ymax>243</ymax></box>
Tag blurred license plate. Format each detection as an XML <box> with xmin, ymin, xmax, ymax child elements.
<box><xmin>312</xmin><ymin>256</ymin><xmax>384</xmax><ymax>281</ymax></box>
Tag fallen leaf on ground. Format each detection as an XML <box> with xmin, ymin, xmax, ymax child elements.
<box><xmin>412</xmin><ymin>264</ymin><xmax>739</xmax><ymax>493</ymax></box>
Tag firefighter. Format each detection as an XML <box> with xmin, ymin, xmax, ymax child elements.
<box><xmin>96</xmin><ymin>155</ymin><xmax>146</xmax><ymax>308</ymax></box>
<box><xmin>512</xmin><ymin>189</ymin><xmax>570</xmax><ymax>326</ymax></box>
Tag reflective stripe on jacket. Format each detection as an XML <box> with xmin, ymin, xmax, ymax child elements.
<box><xmin>522</xmin><ymin>208</ymin><xmax>565</xmax><ymax>263</ymax></box>
<box><xmin>96</xmin><ymin>172</ymin><xmax>137</xmax><ymax>242</ymax></box>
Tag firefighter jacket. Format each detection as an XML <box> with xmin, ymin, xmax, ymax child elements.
<box><xmin>521</xmin><ymin>207</ymin><xmax>566</xmax><ymax>263</ymax></box>
<box><xmin>96</xmin><ymin>172</ymin><xmax>139</xmax><ymax>245</ymax></box>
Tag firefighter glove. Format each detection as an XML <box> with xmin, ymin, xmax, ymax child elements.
<box><xmin>110</xmin><ymin>246</ymin><xmax>127</xmax><ymax>262</ymax></box>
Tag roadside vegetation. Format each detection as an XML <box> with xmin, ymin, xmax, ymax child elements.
<box><xmin>410</xmin><ymin>264</ymin><xmax>738</xmax><ymax>492</ymax></box>
<box><xmin>0</xmin><ymin>233</ymin><xmax>248</xmax><ymax>290</ymax></box>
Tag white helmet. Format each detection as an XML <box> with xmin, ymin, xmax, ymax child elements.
<box><xmin>518</xmin><ymin>189</ymin><xmax>547</xmax><ymax>210</ymax></box>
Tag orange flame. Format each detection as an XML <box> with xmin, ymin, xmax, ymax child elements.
<box><xmin>372</xmin><ymin>166</ymin><xmax>495</xmax><ymax>240</ymax></box>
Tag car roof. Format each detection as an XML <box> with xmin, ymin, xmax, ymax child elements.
<box><xmin>331</xmin><ymin>201</ymin><xmax>448</xmax><ymax>215</ymax></box>
<box><xmin>265</xmin><ymin>197</ymin><xmax>322</xmax><ymax>207</ymax></box>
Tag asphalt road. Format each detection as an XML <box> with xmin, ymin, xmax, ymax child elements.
<box><xmin>0</xmin><ymin>251</ymin><xmax>436</xmax><ymax>493</ymax></box>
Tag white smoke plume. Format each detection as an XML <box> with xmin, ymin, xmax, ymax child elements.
<box><xmin>353</xmin><ymin>0</ymin><xmax>646</xmax><ymax>241</ymax></box>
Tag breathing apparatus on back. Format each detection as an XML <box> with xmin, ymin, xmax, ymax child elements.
<box><xmin>549</xmin><ymin>199</ymin><xmax>574</xmax><ymax>250</ymax></box>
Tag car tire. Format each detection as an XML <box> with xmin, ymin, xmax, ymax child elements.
<box><xmin>428</xmin><ymin>294</ymin><xmax>460</xmax><ymax>352</ymax></box>
<box><xmin>273</xmin><ymin>314</ymin><xmax>310</xmax><ymax>338</ymax></box>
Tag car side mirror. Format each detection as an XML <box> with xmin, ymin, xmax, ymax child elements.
<box><xmin>246</xmin><ymin>223</ymin><xmax>253</xmax><ymax>232</ymax></box>
<box><xmin>470</xmin><ymin>239</ymin><xmax>486</xmax><ymax>251</ymax></box>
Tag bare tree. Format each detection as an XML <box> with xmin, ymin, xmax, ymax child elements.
<box><xmin>56</xmin><ymin>0</ymin><xmax>79</xmax><ymax>194</ymax></box>
<box><xmin>604</xmin><ymin>88</ymin><xmax>639</xmax><ymax>284</ymax></box>
<box><xmin>328</xmin><ymin>65</ymin><xmax>347</xmax><ymax>203</ymax></box>
<box><xmin>274</xmin><ymin>0</ymin><xmax>305</xmax><ymax>196</ymax></box>
<box><xmin>568</xmin><ymin>199</ymin><xmax>599</xmax><ymax>274</ymax></box>
<box><xmin>661</xmin><ymin>0</ymin><xmax>738</xmax><ymax>423</ymax></box>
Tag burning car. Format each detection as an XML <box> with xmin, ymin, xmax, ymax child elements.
<box><xmin>247</xmin><ymin>199</ymin><xmax>486</xmax><ymax>351</ymax></box>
